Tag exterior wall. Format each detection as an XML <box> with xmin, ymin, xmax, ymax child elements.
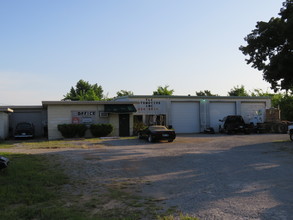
<box><xmin>116</xmin><ymin>96</ymin><xmax>272</xmax><ymax>133</ymax></box>
<box><xmin>48</xmin><ymin>104</ymin><xmax>104</xmax><ymax>140</ymax></box>
<box><xmin>0</xmin><ymin>112</ymin><xmax>9</xmax><ymax>140</ymax></box>
<box><xmin>109</xmin><ymin>114</ymin><xmax>119</xmax><ymax>137</ymax></box>
<box><xmin>129</xmin><ymin>114</ymin><xmax>134</xmax><ymax>136</ymax></box>
<box><xmin>47</xmin><ymin>104</ymin><xmax>125</xmax><ymax>140</ymax></box>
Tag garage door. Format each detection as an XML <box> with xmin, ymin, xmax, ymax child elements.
<box><xmin>209</xmin><ymin>102</ymin><xmax>236</xmax><ymax>132</ymax></box>
<box><xmin>171</xmin><ymin>102</ymin><xmax>200</xmax><ymax>133</ymax></box>
<box><xmin>10</xmin><ymin>112</ymin><xmax>44</xmax><ymax>137</ymax></box>
<box><xmin>241</xmin><ymin>102</ymin><xmax>266</xmax><ymax>123</ymax></box>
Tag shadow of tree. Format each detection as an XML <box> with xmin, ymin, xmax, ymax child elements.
<box><xmin>87</xmin><ymin>136</ymin><xmax>293</xmax><ymax>219</ymax></box>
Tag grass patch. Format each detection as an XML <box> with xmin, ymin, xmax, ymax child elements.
<box><xmin>0</xmin><ymin>153</ymin><xmax>89</xmax><ymax>219</ymax></box>
<box><xmin>21</xmin><ymin>140</ymin><xmax>87</xmax><ymax>149</ymax></box>
<box><xmin>0</xmin><ymin>141</ymin><xmax>15</xmax><ymax>149</ymax></box>
<box><xmin>0</xmin><ymin>138</ymin><xmax>106</xmax><ymax>149</ymax></box>
<box><xmin>0</xmin><ymin>137</ymin><xmax>138</xmax><ymax>150</ymax></box>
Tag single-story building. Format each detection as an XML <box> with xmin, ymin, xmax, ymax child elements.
<box><xmin>115</xmin><ymin>95</ymin><xmax>272</xmax><ymax>133</ymax></box>
<box><xmin>42</xmin><ymin>101</ymin><xmax>137</xmax><ymax>140</ymax></box>
<box><xmin>0</xmin><ymin>95</ymin><xmax>272</xmax><ymax>139</ymax></box>
<box><xmin>0</xmin><ymin>107</ymin><xmax>13</xmax><ymax>140</ymax></box>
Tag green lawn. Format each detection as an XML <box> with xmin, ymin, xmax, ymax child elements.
<box><xmin>0</xmin><ymin>153</ymin><xmax>87</xmax><ymax>219</ymax></box>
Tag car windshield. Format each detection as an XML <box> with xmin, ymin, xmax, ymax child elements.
<box><xmin>16</xmin><ymin>123</ymin><xmax>32</xmax><ymax>129</ymax></box>
<box><xmin>149</xmin><ymin>126</ymin><xmax>168</xmax><ymax>131</ymax></box>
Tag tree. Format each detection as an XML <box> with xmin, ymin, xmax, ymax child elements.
<box><xmin>153</xmin><ymin>85</ymin><xmax>174</xmax><ymax>95</ymax></box>
<box><xmin>63</xmin><ymin>79</ymin><xmax>103</xmax><ymax>101</ymax></box>
<box><xmin>195</xmin><ymin>90</ymin><xmax>218</xmax><ymax>96</ymax></box>
<box><xmin>228</xmin><ymin>85</ymin><xmax>249</xmax><ymax>96</ymax></box>
<box><xmin>116</xmin><ymin>90</ymin><xmax>134</xmax><ymax>97</ymax></box>
<box><xmin>250</xmin><ymin>88</ymin><xmax>284</xmax><ymax>108</ymax></box>
<box><xmin>239</xmin><ymin>0</ymin><xmax>293</xmax><ymax>92</ymax></box>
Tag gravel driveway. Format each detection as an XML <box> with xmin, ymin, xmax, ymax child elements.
<box><xmin>2</xmin><ymin>134</ymin><xmax>293</xmax><ymax>219</ymax></box>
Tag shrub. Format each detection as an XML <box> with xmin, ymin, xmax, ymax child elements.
<box><xmin>75</xmin><ymin>124</ymin><xmax>88</xmax><ymax>137</ymax></box>
<box><xmin>133</xmin><ymin>121</ymin><xmax>147</xmax><ymax>135</ymax></box>
<box><xmin>90</xmin><ymin>124</ymin><xmax>113</xmax><ymax>137</ymax></box>
<box><xmin>57</xmin><ymin>124</ymin><xmax>87</xmax><ymax>138</ymax></box>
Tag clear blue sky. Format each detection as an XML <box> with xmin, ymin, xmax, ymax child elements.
<box><xmin>0</xmin><ymin>0</ymin><xmax>285</xmax><ymax>105</ymax></box>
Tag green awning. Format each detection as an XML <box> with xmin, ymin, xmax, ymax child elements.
<box><xmin>104</xmin><ymin>104</ymin><xmax>136</xmax><ymax>113</ymax></box>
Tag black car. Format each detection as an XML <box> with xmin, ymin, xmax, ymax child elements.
<box><xmin>219</xmin><ymin>115</ymin><xmax>251</xmax><ymax>134</ymax></box>
<box><xmin>14</xmin><ymin>122</ymin><xmax>35</xmax><ymax>139</ymax></box>
<box><xmin>138</xmin><ymin>125</ymin><xmax>176</xmax><ymax>142</ymax></box>
<box><xmin>0</xmin><ymin>156</ymin><xmax>9</xmax><ymax>170</ymax></box>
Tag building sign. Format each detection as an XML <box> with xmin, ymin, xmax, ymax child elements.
<box><xmin>135</xmin><ymin>98</ymin><xmax>166</xmax><ymax>114</ymax></box>
<box><xmin>71</xmin><ymin>111</ymin><xmax>96</xmax><ymax>124</ymax></box>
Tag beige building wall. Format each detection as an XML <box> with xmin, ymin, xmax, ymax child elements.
<box><xmin>47</xmin><ymin>104</ymin><xmax>121</xmax><ymax>140</ymax></box>
<box><xmin>109</xmin><ymin>114</ymin><xmax>119</xmax><ymax>137</ymax></box>
<box><xmin>0</xmin><ymin>112</ymin><xmax>10</xmax><ymax>140</ymax></box>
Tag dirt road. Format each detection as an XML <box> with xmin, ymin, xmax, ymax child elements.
<box><xmin>2</xmin><ymin>134</ymin><xmax>293</xmax><ymax>219</ymax></box>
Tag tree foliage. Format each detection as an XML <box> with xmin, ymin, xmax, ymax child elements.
<box><xmin>153</xmin><ymin>85</ymin><xmax>174</xmax><ymax>95</ymax></box>
<box><xmin>250</xmin><ymin>88</ymin><xmax>284</xmax><ymax>108</ymax></box>
<box><xmin>195</xmin><ymin>90</ymin><xmax>218</xmax><ymax>96</ymax></box>
<box><xmin>239</xmin><ymin>0</ymin><xmax>293</xmax><ymax>92</ymax></box>
<box><xmin>116</xmin><ymin>90</ymin><xmax>134</xmax><ymax>97</ymax></box>
<box><xmin>63</xmin><ymin>80</ymin><xmax>103</xmax><ymax>101</ymax></box>
<box><xmin>227</xmin><ymin>85</ymin><xmax>249</xmax><ymax>96</ymax></box>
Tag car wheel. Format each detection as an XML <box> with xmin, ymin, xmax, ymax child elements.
<box><xmin>290</xmin><ymin>131</ymin><xmax>293</xmax><ymax>141</ymax></box>
<box><xmin>148</xmin><ymin>135</ymin><xmax>153</xmax><ymax>143</ymax></box>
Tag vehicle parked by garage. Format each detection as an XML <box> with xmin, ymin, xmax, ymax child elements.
<box><xmin>219</xmin><ymin>115</ymin><xmax>251</xmax><ymax>134</ymax></box>
<box><xmin>288</xmin><ymin>124</ymin><xmax>293</xmax><ymax>141</ymax></box>
<box><xmin>138</xmin><ymin>125</ymin><xmax>176</xmax><ymax>142</ymax></box>
<box><xmin>14</xmin><ymin>122</ymin><xmax>35</xmax><ymax>139</ymax></box>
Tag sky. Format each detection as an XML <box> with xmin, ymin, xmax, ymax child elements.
<box><xmin>0</xmin><ymin>0</ymin><xmax>285</xmax><ymax>105</ymax></box>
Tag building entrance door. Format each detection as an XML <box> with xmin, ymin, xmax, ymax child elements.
<box><xmin>119</xmin><ymin>114</ymin><xmax>130</xmax><ymax>136</ymax></box>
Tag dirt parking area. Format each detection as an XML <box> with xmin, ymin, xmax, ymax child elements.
<box><xmin>2</xmin><ymin>134</ymin><xmax>293</xmax><ymax>219</ymax></box>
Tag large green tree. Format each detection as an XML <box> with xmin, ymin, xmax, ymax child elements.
<box><xmin>116</xmin><ymin>90</ymin><xmax>134</xmax><ymax>97</ymax></box>
<box><xmin>239</xmin><ymin>0</ymin><xmax>293</xmax><ymax>92</ymax></box>
<box><xmin>228</xmin><ymin>85</ymin><xmax>249</xmax><ymax>96</ymax></box>
<box><xmin>153</xmin><ymin>85</ymin><xmax>174</xmax><ymax>95</ymax></box>
<box><xmin>63</xmin><ymin>79</ymin><xmax>103</xmax><ymax>101</ymax></box>
<box><xmin>195</xmin><ymin>90</ymin><xmax>218</xmax><ymax>96</ymax></box>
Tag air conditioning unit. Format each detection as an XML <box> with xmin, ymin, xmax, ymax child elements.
<box><xmin>99</xmin><ymin>112</ymin><xmax>109</xmax><ymax>118</ymax></box>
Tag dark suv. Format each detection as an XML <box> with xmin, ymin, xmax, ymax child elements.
<box><xmin>219</xmin><ymin>115</ymin><xmax>251</xmax><ymax>134</ymax></box>
<box><xmin>14</xmin><ymin>122</ymin><xmax>35</xmax><ymax>139</ymax></box>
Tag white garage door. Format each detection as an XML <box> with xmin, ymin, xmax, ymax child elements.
<box><xmin>171</xmin><ymin>102</ymin><xmax>200</xmax><ymax>133</ymax></box>
<box><xmin>241</xmin><ymin>102</ymin><xmax>266</xmax><ymax>123</ymax></box>
<box><xmin>210</xmin><ymin>102</ymin><xmax>236</xmax><ymax>132</ymax></box>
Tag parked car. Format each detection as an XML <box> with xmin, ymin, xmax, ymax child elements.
<box><xmin>138</xmin><ymin>125</ymin><xmax>176</xmax><ymax>142</ymax></box>
<box><xmin>288</xmin><ymin>124</ymin><xmax>293</xmax><ymax>141</ymax></box>
<box><xmin>14</xmin><ymin>122</ymin><xmax>35</xmax><ymax>139</ymax></box>
<box><xmin>219</xmin><ymin>115</ymin><xmax>251</xmax><ymax>134</ymax></box>
<box><xmin>0</xmin><ymin>156</ymin><xmax>9</xmax><ymax>170</ymax></box>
